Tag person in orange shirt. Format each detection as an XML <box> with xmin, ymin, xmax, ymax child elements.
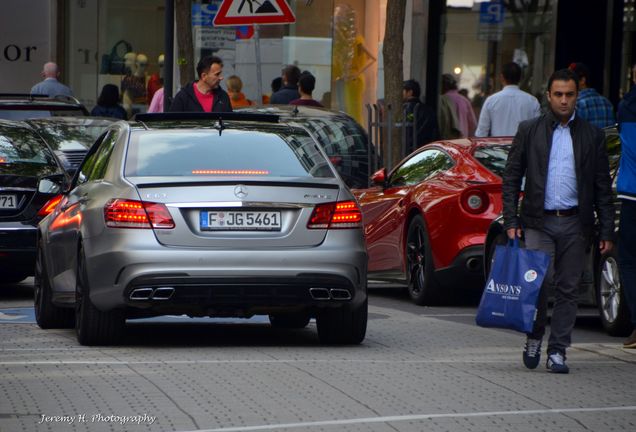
<box><xmin>226</xmin><ymin>75</ymin><xmax>254</xmax><ymax>109</ymax></box>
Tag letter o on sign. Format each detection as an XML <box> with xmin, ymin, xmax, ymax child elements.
<box><xmin>4</xmin><ymin>45</ymin><xmax>21</xmax><ymax>61</ymax></box>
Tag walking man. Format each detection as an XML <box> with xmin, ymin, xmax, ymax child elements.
<box><xmin>616</xmin><ymin>81</ymin><xmax>636</xmax><ymax>348</ymax></box>
<box><xmin>475</xmin><ymin>62</ymin><xmax>541</xmax><ymax>137</ymax></box>
<box><xmin>502</xmin><ymin>68</ymin><xmax>615</xmax><ymax>373</ymax></box>
<box><xmin>290</xmin><ymin>72</ymin><xmax>323</xmax><ymax>107</ymax></box>
<box><xmin>168</xmin><ymin>56</ymin><xmax>232</xmax><ymax>112</ymax></box>
<box><xmin>30</xmin><ymin>62</ymin><xmax>73</xmax><ymax>97</ymax></box>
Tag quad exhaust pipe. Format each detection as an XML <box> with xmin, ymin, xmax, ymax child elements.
<box><xmin>309</xmin><ymin>287</ymin><xmax>352</xmax><ymax>301</ymax></box>
<box><xmin>129</xmin><ymin>287</ymin><xmax>175</xmax><ymax>301</ymax></box>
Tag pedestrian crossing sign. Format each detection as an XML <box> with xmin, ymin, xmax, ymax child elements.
<box><xmin>213</xmin><ymin>0</ymin><xmax>296</xmax><ymax>26</ymax></box>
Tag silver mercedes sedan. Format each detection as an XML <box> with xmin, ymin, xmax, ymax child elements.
<box><xmin>35</xmin><ymin>112</ymin><xmax>368</xmax><ymax>346</ymax></box>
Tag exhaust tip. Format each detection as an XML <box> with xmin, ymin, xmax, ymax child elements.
<box><xmin>152</xmin><ymin>287</ymin><xmax>175</xmax><ymax>300</ymax></box>
<box><xmin>330</xmin><ymin>288</ymin><xmax>352</xmax><ymax>300</ymax></box>
<box><xmin>309</xmin><ymin>287</ymin><xmax>331</xmax><ymax>300</ymax></box>
<box><xmin>129</xmin><ymin>287</ymin><xmax>153</xmax><ymax>300</ymax></box>
<box><xmin>466</xmin><ymin>257</ymin><xmax>482</xmax><ymax>272</ymax></box>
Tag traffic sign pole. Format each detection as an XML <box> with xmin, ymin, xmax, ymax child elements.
<box><xmin>255</xmin><ymin>25</ymin><xmax>263</xmax><ymax>105</ymax></box>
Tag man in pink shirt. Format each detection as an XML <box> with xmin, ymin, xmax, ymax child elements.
<box><xmin>168</xmin><ymin>55</ymin><xmax>232</xmax><ymax>112</ymax></box>
<box><xmin>439</xmin><ymin>73</ymin><xmax>476</xmax><ymax>138</ymax></box>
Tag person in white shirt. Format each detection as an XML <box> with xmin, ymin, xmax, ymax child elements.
<box><xmin>475</xmin><ymin>62</ymin><xmax>541</xmax><ymax>137</ymax></box>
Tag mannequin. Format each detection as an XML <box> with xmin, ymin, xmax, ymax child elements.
<box><xmin>123</xmin><ymin>51</ymin><xmax>137</xmax><ymax>75</ymax></box>
<box><xmin>122</xmin><ymin>52</ymin><xmax>148</xmax><ymax>111</ymax></box>
<box><xmin>147</xmin><ymin>53</ymin><xmax>164</xmax><ymax>104</ymax></box>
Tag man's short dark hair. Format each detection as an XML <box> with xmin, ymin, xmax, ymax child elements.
<box><xmin>282</xmin><ymin>65</ymin><xmax>301</xmax><ymax>86</ymax></box>
<box><xmin>547</xmin><ymin>68</ymin><xmax>579</xmax><ymax>92</ymax></box>
<box><xmin>298</xmin><ymin>72</ymin><xmax>316</xmax><ymax>94</ymax></box>
<box><xmin>271</xmin><ymin>77</ymin><xmax>282</xmax><ymax>93</ymax></box>
<box><xmin>403</xmin><ymin>79</ymin><xmax>421</xmax><ymax>98</ymax></box>
<box><xmin>196</xmin><ymin>55</ymin><xmax>223</xmax><ymax>78</ymax></box>
<box><xmin>501</xmin><ymin>62</ymin><xmax>521</xmax><ymax>85</ymax></box>
<box><xmin>568</xmin><ymin>62</ymin><xmax>590</xmax><ymax>84</ymax></box>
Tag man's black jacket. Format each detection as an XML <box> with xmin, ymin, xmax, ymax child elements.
<box><xmin>403</xmin><ymin>97</ymin><xmax>439</xmax><ymax>153</ymax></box>
<box><xmin>168</xmin><ymin>82</ymin><xmax>232</xmax><ymax>112</ymax></box>
<box><xmin>502</xmin><ymin>111</ymin><xmax>615</xmax><ymax>240</ymax></box>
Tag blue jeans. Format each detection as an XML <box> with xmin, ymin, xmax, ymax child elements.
<box><xmin>619</xmin><ymin>199</ymin><xmax>636</xmax><ymax>327</ymax></box>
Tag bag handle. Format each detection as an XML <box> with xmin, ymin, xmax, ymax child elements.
<box><xmin>111</xmin><ymin>40</ymin><xmax>133</xmax><ymax>57</ymax></box>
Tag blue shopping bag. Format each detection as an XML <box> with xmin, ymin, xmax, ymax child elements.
<box><xmin>476</xmin><ymin>238</ymin><xmax>550</xmax><ymax>333</ymax></box>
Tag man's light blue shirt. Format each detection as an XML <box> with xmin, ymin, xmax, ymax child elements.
<box><xmin>544</xmin><ymin>113</ymin><xmax>578</xmax><ymax>210</ymax></box>
<box><xmin>474</xmin><ymin>85</ymin><xmax>541</xmax><ymax>137</ymax></box>
<box><xmin>30</xmin><ymin>78</ymin><xmax>73</xmax><ymax>98</ymax></box>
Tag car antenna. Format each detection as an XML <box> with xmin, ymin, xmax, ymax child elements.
<box><xmin>292</xmin><ymin>105</ymin><xmax>299</xmax><ymax>117</ymax></box>
<box><xmin>216</xmin><ymin>116</ymin><xmax>225</xmax><ymax>136</ymax></box>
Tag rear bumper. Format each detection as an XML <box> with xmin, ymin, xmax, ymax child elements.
<box><xmin>0</xmin><ymin>223</ymin><xmax>37</xmax><ymax>275</ymax></box>
<box><xmin>434</xmin><ymin>245</ymin><xmax>485</xmax><ymax>290</ymax></box>
<box><xmin>82</xmin><ymin>230</ymin><xmax>368</xmax><ymax>316</ymax></box>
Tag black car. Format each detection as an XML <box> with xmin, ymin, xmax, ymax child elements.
<box><xmin>0</xmin><ymin>120</ymin><xmax>68</xmax><ymax>284</ymax></box>
<box><xmin>483</xmin><ymin>127</ymin><xmax>631</xmax><ymax>336</ymax></box>
<box><xmin>26</xmin><ymin>117</ymin><xmax>114</xmax><ymax>171</ymax></box>
<box><xmin>0</xmin><ymin>94</ymin><xmax>89</xmax><ymax>121</ymax></box>
<box><xmin>237</xmin><ymin>106</ymin><xmax>376</xmax><ymax>189</ymax></box>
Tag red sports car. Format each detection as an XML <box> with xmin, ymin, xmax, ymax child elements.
<box><xmin>353</xmin><ymin>137</ymin><xmax>511</xmax><ymax>305</ymax></box>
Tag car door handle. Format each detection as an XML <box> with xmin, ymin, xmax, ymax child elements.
<box><xmin>398</xmin><ymin>199</ymin><xmax>404</xmax><ymax>207</ymax></box>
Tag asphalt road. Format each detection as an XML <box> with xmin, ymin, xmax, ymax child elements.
<box><xmin>1</xmin><ymin>279</ymin><xmax>635</xmax><ymax>432</ymax></box>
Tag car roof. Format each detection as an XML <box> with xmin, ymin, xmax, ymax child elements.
<box><xmin>25</xmin><ymin>116</ymin><xmax>114</xmax><ymax>127</ymax></box>
<box><xmin>237</xmin><ymin>105</ymin><xmax>356</xmax><ymax>122</ymax></box>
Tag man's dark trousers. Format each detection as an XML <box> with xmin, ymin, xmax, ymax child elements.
<box><xmin>524</xmin><ymin>214</ymin><xmax>587</xmax><ymax>355</ymax></box>
<box><xmin>619</xmin><ymin>199</ymin><xmax>636</xmax><ymax>328</ymax></box>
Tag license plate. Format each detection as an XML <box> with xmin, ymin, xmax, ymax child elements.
<box><xmin>200</xmin><ymin>210</ymin><xmax>281</xmax><ymax>231</ymax></box>
<box><xmin>0</xmin><ymin>194</ymin><xmax>17</xmax><ymax>209</ymax></box>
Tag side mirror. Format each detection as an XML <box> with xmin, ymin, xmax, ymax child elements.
<box><xmin>38</xmin><ymin>173</ymin><xmax>66</xmax><ymax>194</ymax></box>
<box><xmin>371</xmin><ymin>168</ymin><xmax>387</xmax><ymax>186</ymax></box>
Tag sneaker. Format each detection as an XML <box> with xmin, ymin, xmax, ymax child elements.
<box><xmin>522</xmin><ymin>337</ymin><xmax>542</xmax><ymax>369</ymax></box>
<box><xmin>623</xmin><ymin>330</ymin><xmax>636</xmax><ymax>349</ymax></box>
<box><xmin>546</xmin><ymin>351</ymin><xmax>569</xmax><ymax>374</ymax></box>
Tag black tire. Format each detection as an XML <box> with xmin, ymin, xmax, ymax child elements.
<box><xmin>596</xmin><ymin>246</ymin><xmax>632</xmax><ymax>336</ymax></box>
<box><xmin>75</xmin><ymin>246</ymin><xmax>125</xmax><ymax>346</ymax></box>
<box><xmin>34</xmin><ymin>242</ymin><xmax>74</xmax><ymax>329</ymax></box>
<box><xmin>405</xmin><ymin>215</ymin><xmax>441</xmax><ymax>305</ymax></box>
<box><xmin>317</xmin><ymin>298</ymin><xmax>367</xmax><ymax>345</ymax></box>
<box><xmin>269</xmin><ymin>313</ymin><xmax>311</xmax><ymax>329</ymax></box>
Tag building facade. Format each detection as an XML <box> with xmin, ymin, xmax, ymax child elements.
<box><xmin>1</xmin><ymin>0</ymin><xmax>630</xmax><ymax>127</ymax></box>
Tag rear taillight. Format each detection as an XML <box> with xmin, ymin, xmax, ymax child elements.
<box><xmin>307</xmin><ymin>200</ymin><xmax>362</xmax><ymax>229</ymax></box>
<box><xmin>104</xmin><ymin>199</ymin><xmax>175</xmax><ymax>229</ymax></box>
<box><xmin>461</xmin><ymin>189</ymin><xmax>489</xmax><ymax>214</ymax></box>
<box><xmin>38</xmin><ymin>195</ymin><xmax>63</xmax><ymax>217</ymax></box>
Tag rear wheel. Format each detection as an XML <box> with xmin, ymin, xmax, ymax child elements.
<box><xmin>316</xmin><ymin>298</ymin><xmax>367</xmax><ymax>345</ymax></box>
<box><xmin>34</xmin><ymin>242</ymin><xmax>74</xmax><ymax>329</ymax></box>
<box><xmin>597</xmin><ymin>247</ymin><xmax>631</xmax><ymax>336</ymax></box>
<box><xmin>269</xmin><ymin>313</ymin><xmax>311</xmax><ymax>329</ymax></box>
<box><xmin>75</xmin><ymin>246</ymin><xmax>125</xmax><ymax>346</ymax></box>
<box><xmin>406</xmin><ymin>215</ymin><xmax>441</xmax><ymax>305</ymax></box>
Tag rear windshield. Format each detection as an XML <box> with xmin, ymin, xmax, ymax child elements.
<box><xmin>472</xmin><ymin>144</ymin><xmax>510</xmax><ymax>177</ymax></box>
<box><xmin>0</xmin><ymin>127</ymin><xmax>58</xmax><ymax>168</ymax></box>
<box><xmin>125</xmin><ymin>128</ymin><xmax>336</xmax><ymax>179</ymax></box>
